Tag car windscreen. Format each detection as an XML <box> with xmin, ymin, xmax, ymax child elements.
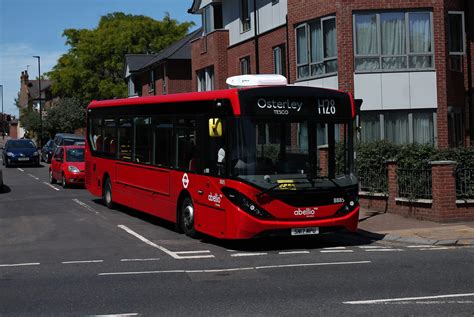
<box><xmin>66</xmin><ymin>148</ymin><xmax>85</xmax><ymax>162</ymax></box>
<box><xmin>63</xmin><ymin>138</ymin><xmax>84</xmax><ymax>146</ymax></box>
<box><xmin>7</xmin><ymin>140</ymin><xmax>36</xmax><ymax>149</ymax></box>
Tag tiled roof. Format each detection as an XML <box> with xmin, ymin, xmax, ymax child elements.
<box><xmin>141</xmin><ymin>28</ymin><xmax>202</xmax><ymax>70</ymax></box>
<box><xmin>125</xmin><ymin>54</ymin><xmax>158</xmax><ymax>73</ymax></box>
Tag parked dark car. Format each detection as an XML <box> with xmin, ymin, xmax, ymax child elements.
<box><xmin>50</xmin><ymin>133</ymin><xmax>85</xmax><ymax>158</ymax></box>
<box><xmin>41</xmin><ymin>139</ymin><xmax>55</xmax><ymax>163</ymax></box>
<box><xmin>2</xmin><ymin>139</ymin><xmax>41</xmax><ymax>167</ymax></box>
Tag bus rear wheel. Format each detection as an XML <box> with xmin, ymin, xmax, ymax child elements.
<box><xmin>103</xmin><ymin>178</ymin><xmax>115</xmax><ymax>209</ymax></box>
<box><xmin>180</xmin><ymin>197</ymin><xmax>197</xmax><ymax>238</ymax></box>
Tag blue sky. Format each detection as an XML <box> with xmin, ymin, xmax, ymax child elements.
<box><xmin>0</xmin><ymin>0</ymin><xmax>200</xmax><ymax>116</ymax></box>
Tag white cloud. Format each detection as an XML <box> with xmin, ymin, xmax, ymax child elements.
<box><xmin>0</xmin><ymin>43</ymin><xmax>63</xmax><ymax>117</ymax></box>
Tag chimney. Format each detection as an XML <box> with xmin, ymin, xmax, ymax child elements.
<box><xmin>21</xmin><ymin>70</ymin><xmax>29</xmax><ymax>85</ymax></box>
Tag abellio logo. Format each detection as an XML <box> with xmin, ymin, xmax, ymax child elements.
<box><xmin>294</xmin><ymin>208</ymin><xmax>318</xmax><ymax>217</ymax></box>
<box><xmin>208</xmin><ymin>193</ymin><xmax>222</xmax><ymax>204</ymax></box>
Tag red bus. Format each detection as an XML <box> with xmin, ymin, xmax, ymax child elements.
<box><xmin>85</xmin><ymin>75</ymin><xmax>360</xmax><ymax>239</ymax></box>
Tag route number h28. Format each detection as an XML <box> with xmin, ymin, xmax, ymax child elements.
<box><xmin>317</xmin><ymin>99</ymin><xmax>336</xmax><ymax>115</ymax></box>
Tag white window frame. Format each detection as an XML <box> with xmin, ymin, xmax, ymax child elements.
<box><xmin>358</xmin><ymin>110</ymin><xmax>437</xmax><ymax>145</ymax></box>
<box><xmin>162</xmin><ymin>64</ymin><xmax>167</xmax><ymax>95</ymax></box>
<box><xmin>273</xmin><ymin>45</ymin><xmax>286</xmax><ymax>76</ymax></box>
<box><xmin>197</xmin><ymin>67</ymin><xmax>214</xmax><ymax>92</ymax></box>
<box><xmin>149</xmin><ymin>69</ymin><xmax>155</xmax><ymax>94</ymax></box>
<box><xmin>240</xmin><ymin>56</ymin><xmax>251</xmax><ymax>75</ymax></box>
<box><xmin>448</xmin><ymin>11</ymin><xmax>465</xmax><ymax>72</ymax></box>
<box><xmin>202</xmin><ymin>5</ymin><xmax>213</xmax><ymax>35</ymax></box>
<box><xmin>295</xmin><ymin>16</ymin><xmax>337</xmax><ymax>80</ymax></box>
<box><xmin>240</xmin><ymin>0</ymin><xmax>251</xmax><ymax>33</ymax></box>
<box><xmin>353</xmin><ymin>11</ymin><xmax>435</xmax><ymax>73</ymax></box>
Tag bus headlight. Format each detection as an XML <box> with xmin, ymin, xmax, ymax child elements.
<box><xmin>222</xmin><ymin>187</ymin><xmax>274</xmax><ymax>220</ymax></box>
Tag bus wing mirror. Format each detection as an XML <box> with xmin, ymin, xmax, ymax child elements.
<box><xmin>209</xmin><ymin>118</ymin><xmax>223</xmax><ymax>137</ymax></box>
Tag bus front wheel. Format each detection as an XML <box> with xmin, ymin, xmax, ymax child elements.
<box><xmin>180</xmin><ymin>197</ymin><xmax>197</xmax><ymax>238</ymax></box>
<box><xmin>103</xmin><ymin>178</ymin><xmax>115</xmax><ymax>209</ymax></box>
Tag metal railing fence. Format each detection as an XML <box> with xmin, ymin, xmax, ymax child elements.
<box><xmin>397</xmin><ymin>168</ymin><xmax>432</xmax><ymax>199</ymax></box>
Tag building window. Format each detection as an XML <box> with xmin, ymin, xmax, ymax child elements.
<box><xmin>197</xmin><ymin>67</ymin><xmax>214</xmax><ymax>92</ymax></box>
<box><xmin>448</xmin><ymin>110</ymin><xmax>463</xmax><ymax>147</ymax></box>
<box><xmin>240</xmin><ymin>0</ymin><xmax>251</xmax><ymax>32</ymax></box>
<box><xmin>162</xmin><ymin>65</ymin><xmax>167</xmax><ymax>95</ymax></box>
<box><xmin>273</xmin><ymin>45</ymin><xmax>286</xmax><ymax>76</ymax></box>
<box><xmin>128</xmin><ymin>75</ymin><xmax>141</xmax><ymax>97</ymax></box>
<box><xmin>448</xmin><ymin>12</ymin><xmax>465</xmax><ymax>72</ymax></box>
<box><xmin>202</xmin><ymin>4</ymin><xmax>222</xmax><ymax>35</ymax></box>
<box><xmin>149</xmin><ymin>69</ymin><xmax>155</xmax><ymax>93</ymax></box>
<box><xmin>359</xmin><ymin>110</ymin><xmax>435</xmax><ymax>145</ymax></box>
<box><xmin>240</xmin><ymin>56</ymin><xmax>251</xmax><ymax>75</ymax></box>
<box><xmin>296</xmin><ymin>16</ymin><xmax>337</xmax><ymax>80</ymax></box>
<box><xmin>354</xmin><ymin>11</ymin><xmax>434</xmax><ymax>72</ymax></box>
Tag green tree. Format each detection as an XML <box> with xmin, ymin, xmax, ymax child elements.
<box><xmin>48</xmin><ymin>12</ymin><xmax>193</xmax><ymax>104</ymax></box>
<box><xmin>18</xmin><ymin>107</ymin><xmax>42</xmax><ymax>139</ymax></box>
<box><xmin>43</xmin><ymin>98</ymin><xmax>86</xmax><ymax>136</ymax></box>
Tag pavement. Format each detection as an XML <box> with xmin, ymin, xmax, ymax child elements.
<box><xmin>356</xmin><ymin>207</ymin><xmax>474</xmax><ymax>246</ymax></box>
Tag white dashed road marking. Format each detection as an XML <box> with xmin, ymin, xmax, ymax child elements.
<box><xmin>321</xmin><ymin>250</ymin><xmax>354</xmax><ymax>253</ymax></box>
<box><xmin>91</xmin><ymin>313</ymin><xmax>138</xmax><ymax>317</ymax></box>
<box><xmin>120</xmin><ymin>258</ymin><xmax>160</xmax><ymax>262</ymax></box>
<box><xmin>72</xmin><ymin>198</ymin><xmax>106</xmax><ymax>219</ymax></box>
<box><xmin>278</xmin><ymin>251</ymin><xmax>310</xmax><ymax>255</ymax></box>
<box><xmin>0</xmin><ymin>262</ymin><xmax>40</xmax><ymax>267</ymax></box>
<box><xmin>17</xmin><ymin>168</ymin><xmax>24</xmax><ymax>172</ymax></box>
<box><xmin>231</xmin><ymin>252</ymin><xmax>268</xmax><ymax>257</ymax></box>
<box><xmin>43</xmin><ymin>182</ymin><xmax>60</xmax><ymax>191</ymax></box>
<box><xmin>343</xmin><ymin>293</ymin><xmax>474</xmax><ymax>305</ymax></box>
<box><xmin>62</xmin><ymin>260</ymin><xmax>104</xmax><ymax>264</ymax></box>
<box><xmin>98</xmin><ymin>260</ymin><xmax>371</xmax><ymax>276</ymax></box>
<box><xmin>28</xmin><ymin>173</ymin><xmax>39</xmax><ymax>180</ymax></box>
<box><xmin>365</xmin><ymin>248</ymin><xmax>403</xmax><ymax>252</ymax></box>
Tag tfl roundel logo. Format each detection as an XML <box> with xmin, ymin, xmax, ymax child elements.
<box><xmin>182</xmin><ymin>173</ymin><xmax>189</xmax><ymax>189</ymax></box>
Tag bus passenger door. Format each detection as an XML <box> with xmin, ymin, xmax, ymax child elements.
<box><xmin>193</xmin><ymin>118</ymin><xmax>227</xmax><ymax>238</ymax></box>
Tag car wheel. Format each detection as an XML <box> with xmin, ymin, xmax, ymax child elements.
<box><xmin>180</xmin><ymin>197</ymin><xmax>197</xmax><ymax>238</ymax></box>
<box><xmin>49</xmin><ymin>170</ymin><xmax>56</xmax><ymax>184</ymax></box>
<box><xmin>103</xmin><ymin>178</ymin><xmax>115</xmax><ymax>209</ymax></box>
<box><xmin>61</xmin><ymin>174</ymin><xmax>68</xmax><ymax>188</ymax></box>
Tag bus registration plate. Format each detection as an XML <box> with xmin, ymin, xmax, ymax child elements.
<box><xmin>291</xmin><ymin>227</ymin><xmax>319</xmax><ymax>236</ymax></box>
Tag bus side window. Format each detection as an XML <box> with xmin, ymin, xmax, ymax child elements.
<box><xmin>118</xmin><ymin>118</ymin><xmax>133</xmax><ymax>161</ymax></box>
<box><xmin>134</xmin><ymin>117</ymin><xmax>152</xmax><ymax>164</ymax></box>
<box><xmin>103</xmin><ymin>118</ymin><xmax>116</xmax><ymax>157</ymax></box>
<box><xmin>154</xmin><ymin>119</ymin><xmax>173</xmax><ymax>168</ymax></box>
<box><xmin>176</xmin><ymin>119</ymin><xmax>197</xmax><ymax>171</ymax></box>
<box><xmin>89</xmin><ymin>117</ymin><xmax>102</xmax><ymax>152</ymax></box>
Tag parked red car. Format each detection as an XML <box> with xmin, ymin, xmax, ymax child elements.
<box><xmin>49</xmin><ymin>145</ymin><xmax>85</xmax><ymax>188</ymax></box>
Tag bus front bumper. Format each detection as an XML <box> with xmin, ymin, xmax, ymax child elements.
<box><xmin>231</xmin><ymin>207</ymin><xmax>359</xmax><ymax>239</ymax></box>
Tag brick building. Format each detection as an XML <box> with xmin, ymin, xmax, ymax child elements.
<box><xmin>19</xmin><ymin>70</ymin><xmax>55</xmax><ymax>111</ymax></box>
<box><xmin>188</xmin><ymin>0</ymin><xmax>473</xmax><ymax>148</ymax></box>
<box><xmin>124</xmin><ymin>29</ymin><xmax>202</xmax><ymax>97</ymax></box>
